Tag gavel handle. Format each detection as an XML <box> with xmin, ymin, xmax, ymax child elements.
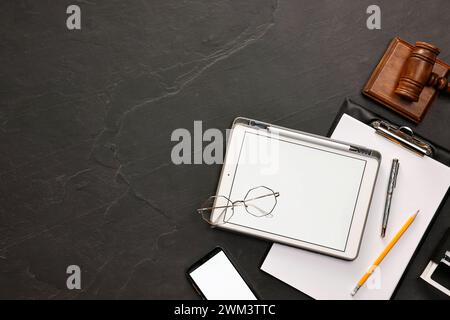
<box><xmin>429</xmin><ymin>72</ymin><xmax>450</xmax><ymax>93</ymax></box>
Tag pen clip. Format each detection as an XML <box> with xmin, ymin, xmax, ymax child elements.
<box><xmin>392</xmin><ymin>160</ymin><xmax>399</xmax><ymax>188</ymax></box>
<box><xmin>371</xmin><ymin>120</ymin><xmax>433</xmax><ymax>157</ymax></box>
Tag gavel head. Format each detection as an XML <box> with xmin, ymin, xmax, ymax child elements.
<box><xmin>395</xmin><ymin>41</ymin><xmax>440</xmax><ymax>102</ymax></box>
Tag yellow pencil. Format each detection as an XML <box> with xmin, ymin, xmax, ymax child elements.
<box><xmin>351</xmin><ymin>210</ymin><xmax>419</xmax><ymax>296</ymax></box>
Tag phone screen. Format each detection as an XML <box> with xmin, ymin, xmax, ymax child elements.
<box><xmin>188</xmin><ymin>249</ymin><xmax>257</xmax><ymax>300</ymax></box>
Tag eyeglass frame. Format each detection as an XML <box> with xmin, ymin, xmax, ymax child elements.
<box><xmin>197</xmin><ymin>186</ymin><xmax>280</xmax><ymax>226</ymax></box>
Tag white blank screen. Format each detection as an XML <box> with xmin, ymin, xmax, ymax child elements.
<box><xmin>189</xmin><ymin>251</ymin><xmax>257</xmax><ymax>300</ymax></box>
<box><xmin>227</xmin><ymin>132</ymin><xmax>366</xmax><ymax>251</ymax></box>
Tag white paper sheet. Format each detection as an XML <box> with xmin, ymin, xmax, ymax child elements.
<box><xmin>261</xmin><ymin>114</ymin><xmax>450</xmax><ymax>300</ymax></box>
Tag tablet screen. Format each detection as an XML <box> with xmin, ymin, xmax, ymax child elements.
<box><xmin>226</xmin><ymin>131</ymin><xmax>366</xmax><ymax>251</ymax></box>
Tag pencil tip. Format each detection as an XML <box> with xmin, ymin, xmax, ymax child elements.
<box><xmin>350</xmin><ymin>285</ymin><xmax>360</xmax><ymax>296</ymax></box>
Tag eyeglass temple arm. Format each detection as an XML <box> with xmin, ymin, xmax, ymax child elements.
<box><xmin>245</xmin><ymin>191</ymin><xmax>280</xmax><ymax>202</ymax></box>
<box><xmin>198</xmin><ymin>191</ymin><xmax>280</xmax><ymax>212</ymax></box>
<box><xmin>197</xmin><ymin>204</ymin><xmax>234</xmax><ymax>212</ymax></box>
<box><xmin>245</xmin><ymin>203</ymin><xmax>270</xmax><ymax>215</ymax></box>
<box><xmin>198</xmin><ymin>201</ymin><xmax>250</xmax><ymax>212</ymax></box>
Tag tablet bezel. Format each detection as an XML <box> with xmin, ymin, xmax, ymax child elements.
<box><xmin>211</xmin><ymin>118</ymin><xmax>380</xmax><ymax>260</ymax></box>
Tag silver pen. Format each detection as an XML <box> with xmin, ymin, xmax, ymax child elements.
<box><xmin>381</xmin><ymin>159</ymin><xmax>400</xmax><ymax>237</ymax></box>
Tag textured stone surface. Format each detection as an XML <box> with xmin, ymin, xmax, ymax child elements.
<box><xmin>0</xmin><ymin>0</ymin><xmax>449</xmax><ymax>299</ymax></box>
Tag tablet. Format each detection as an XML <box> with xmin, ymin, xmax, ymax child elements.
<box><xmin>211</xmin><ymin>118</ymin><xmax>381</xmax><ymax>260</ymax></box>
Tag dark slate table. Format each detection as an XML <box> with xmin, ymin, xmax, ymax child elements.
<box><xmin>1</xmin><ymin>0</ymin><xmax>449</xmax><ymax>299</ymax></box>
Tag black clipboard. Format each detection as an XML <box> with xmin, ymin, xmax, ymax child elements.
<box><xmin>328</xmin><ymin>98</ymin><xmax>450</xmax><ymax>299</ymax></box>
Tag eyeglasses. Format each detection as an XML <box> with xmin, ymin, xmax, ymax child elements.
<box><xmin>197</xmin><ymin>186</ymin><xmax>280</xmax><ymax>226</ymax></box>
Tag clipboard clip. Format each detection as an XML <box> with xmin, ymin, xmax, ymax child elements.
<box><xmin>371</xmin><ymin>120</ymin><xmax>433</xmax><ymax>157</ymax></box>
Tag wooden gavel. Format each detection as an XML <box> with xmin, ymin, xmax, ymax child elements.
<box><xmin>395</xmin><ymin>41</ymin><xmax>450</xmax><ymax>102</ymax></box>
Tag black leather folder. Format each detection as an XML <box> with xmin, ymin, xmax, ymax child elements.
<box><xmin>328</xmin><ymin>98</ymin><xmax>450</xmax><ymax>299</ymax></box>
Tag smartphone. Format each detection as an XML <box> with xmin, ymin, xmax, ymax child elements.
<box><xmin>187</xmin><ymin>247</ymin><xmax>258</xmax><ymax>300</ymax></box>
